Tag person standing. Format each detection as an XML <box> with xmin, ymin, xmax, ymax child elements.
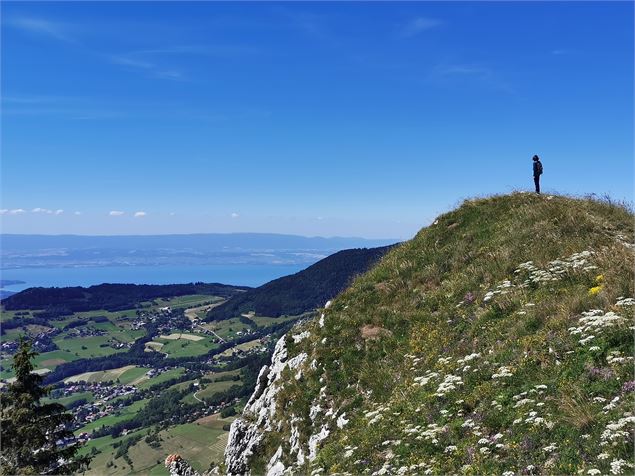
<box><xmin>532</xmin><ymin>155</ymin><xmax>543</xmax><ymax>194</ymax></box>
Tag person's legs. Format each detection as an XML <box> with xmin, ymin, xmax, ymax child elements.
<box><xmin>534</xmin><ymin>176</ymin><xmax>540</xmax><ymax>194</ymax></box>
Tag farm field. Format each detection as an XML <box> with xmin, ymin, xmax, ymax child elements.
<box><xmin>64</xmin><ymin>365</ymin><xmax>137</xmax><ymax>384</ymax></box>
<box><xmin>218</xmin><ymin>338</ymin><xmax>263</xmax><ymax>357</ymax></box>
<box><xmin>137</xmin><ymin>368</ymin><xmax>186</xmax><ymax>390</ymax></box>
<box><xmin>63</xmin><ymin>366</ymin><xmax>186</xmax><ymax>388</ymax></box>
<box><xmin>54</xmin><ymin>335</ymin><xmax>129</xmax><ymax>360</ymax></box>
<box><xmin>1</xmin><ymin>348</ymin><xmax>80</xmax><ymax>379</ymax></box>
<box><xmin>154</xmin><ymin>295</ymin><xmax>223</xmax><ymax>311</ymax></box>
<box><xmin>44</xmin><ymin>390</ymin><xmax>95</xmax><ymax>407</ymax></box>
<box><xmin>79</xmin><ymin>429</ymin><xmax>148</xmax><ymax>475</ymax></box>
<box><xmin>81</xmin><ymin>414</ymin><xmax>234</xmax><ymax>476</ymax></box>
<box><xmin>134</xmin><ymin>414</ymin><xmax>234</xmax><ymax>475</ymax></box>
<box><xmin>192</xmin><ymin>379</ymin><xmax>240</xmax><ymax>402</ymax></box>
<box><xmin>250</xmin><ymin>313</ymin><xmax>305</xmax><ymax>327</ymax></box>
<box><xmin>199</xmin><ymin>317</ymin><xmax>251</xmax><ymax>339</ymax></box>
<box><xmin>148</xmin><ymin>334</ymin><xmax>218</xmax><ymax>358</ymax></box>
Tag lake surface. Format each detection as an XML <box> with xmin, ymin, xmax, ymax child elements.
<box><xmin>0</xmin><ymin>264</ymin><xmax>306</xmax><ymax>292</ymax></box>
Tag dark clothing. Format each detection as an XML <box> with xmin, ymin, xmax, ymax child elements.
<box><xmin>533</xmin><ymin>159</ymin><xmax>543</xmax><ymax>193</ymax></box>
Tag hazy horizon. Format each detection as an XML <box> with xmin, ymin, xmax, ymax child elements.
<box><xmin>0</xmin><ymin>231</ymin><xmax>399</xmax><ymax>240</ymax></box>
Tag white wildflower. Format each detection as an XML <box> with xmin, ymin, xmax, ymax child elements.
<box><xmin>492</xmin><ymin>366</ymin><xmax>513</xmax><ymax>379</ymax></box>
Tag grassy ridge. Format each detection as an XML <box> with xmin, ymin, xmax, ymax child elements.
<box><xmin>247</xmin><ymin>193</ymin><xmax>634</xmax><ymax>475</ymax></box>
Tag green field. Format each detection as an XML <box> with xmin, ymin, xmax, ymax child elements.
<box><xmin>250</xmin><ymin>314</ymin><xmax>303</xmax><ymax>327</ymax></box>
<box><xmin>117</xmin><ymin>366</ymin><xmax>150</xmax><ymax>385</ymax></box>
<box><xmin>0</xmin><ymin>308</ymin><xmax>31</xmax><ymax>323</ymax></box>
<box><xmin>150</xmin><ymin>335</ymin><xmax>218</xmax><ymax>358</ymax></box>
<box><xmin>0</xmin><ymin>359</ymin><xmax>14</xmax><ymax>380</ymax></box>
<box><xmin>1</xmin><ymin>349</ymin><xmax>80</xmax><ymax>380</ymax></box>
<box><xmin>137</xmin><ymin>368</ymin><xmax>186</xmax><ymax>390</ymax></box>
<box><xmin>219</xmin><ymin>338</ymin><xmax>263</xmax><ymax>357</ymax></box>
<box><xmin>201</xmin><ymin>317</ymin><xmax>252</xmax><ymax>339</ymax></box>
<box><xmin>83</xmin><ymin>414</ymin><xmax>234</xmax><ymax>475</ymax></box>
<box><xmin>154</xmin><ymin>295</ymin><xmax>222</xmax><ymax>310</ymax></box>
<box><xmin>191</xmin><ymin>379</ymin><xmax>240</xmax><ymax>403</ymax></box>
<box><xmin>54</xmin><ymin>335</ymin><xmax>127</xmax><ymax>359</ymax></box>
<box><xmin>34</xmin><ymin>349</ymin><xmax>80</xmax><ymax>367</ymax></box>
<box><xmin>65</xmin><ymin>365</ymin><xmax>139</xmax><ymax>384</ymax></box>
<box><xmin>53</xmin><ymin>323</ymin><xmax>144</xmax><ymax>359</ymax></box>
<box><xmin>44</xmin><ymin>390</ymin><xmax>95</xmax><ymax>408</ymax></box>
<box><xmin>79</xmin><ymin>429</ymin><xmax>148</xmax><ymax>475</ymax></box>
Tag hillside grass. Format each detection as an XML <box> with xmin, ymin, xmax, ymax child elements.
<box><xmin>256</xmin><ymin>193</ymin><xmax>634</xmax><ymax>476</ymax></box>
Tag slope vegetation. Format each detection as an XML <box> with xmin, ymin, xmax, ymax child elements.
<box><xmin>207</xmin><ymin>246</ymin><xmax>394</xmax><ymax>321</ymax></box>
<box><xmin>225</xmin><ymin>193</ymin><xmax>634</xmax><ymax>476</ymax></box>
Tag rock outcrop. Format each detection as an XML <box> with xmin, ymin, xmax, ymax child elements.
<box><xmin>164</xmin><ymin>454</ymin><xmax>200</xmax><ymax>476</ymax></box>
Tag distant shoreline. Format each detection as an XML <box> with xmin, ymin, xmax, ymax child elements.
<box><xmin>0</xmin><ymin>263</ymin><xmax>306</xmax><ymax>293</ymax></box>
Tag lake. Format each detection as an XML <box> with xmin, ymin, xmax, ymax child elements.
<box><xmin>0</xmin><ymin>263</ymin><xmax>307</xmax><ymax>292</ymax></box>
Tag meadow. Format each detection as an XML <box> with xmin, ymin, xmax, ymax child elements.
<box><xmin>81</xmin><ymin>413</ymin><xmax>234</xmax><ymax>475</ymax></box>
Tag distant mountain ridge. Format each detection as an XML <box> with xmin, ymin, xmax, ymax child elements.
<box><xmin>206</xmin><ymin>246</ymin><xmax>395</xmax><ymax>321</ymax></box>
<box><xmin>1</xmin><ymin>233</ymin><xmax>395</xmax><ymax>251</ymax></box>
<box><xmin>1</xmin><ymin>283</ymin><xmax>249</xmax><ymax>313</ymax></box>
<box><xmin>1</xmin><ymin>233</ymin><xmax>396</xmax><ymax>269</ymax></box>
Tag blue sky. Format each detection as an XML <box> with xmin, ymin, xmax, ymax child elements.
<box><xmin>1</xmin><ymin>1</ymin><xmax>632</xmax><ymax>239</ymax></box>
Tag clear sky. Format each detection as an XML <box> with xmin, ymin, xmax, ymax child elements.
<box><xmin>1</xmin><ymin>1</ymin><xmax>633</xmax><ymax>239</ymax></box>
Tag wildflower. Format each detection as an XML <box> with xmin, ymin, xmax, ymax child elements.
<box><xmin>421</xmin><ymin>423</ymin><xmax>446</xmax><ymax>444</ymax></box>
<box><xmin>579</xmin><ymin>335</ymin><xmax>595</xmax><ymax>345</ymax></box>
<box><xmin>587</xmin><ymin>470</ymin><xmax>601</xmax><ymax>476</ymax></box>
<box><xmin>595</xmin><ymin>274</ymin><xmax>604</xmax><ymax>283</ymax></box>
<box><xmin>435</xmin><ymin>374</ymin><xmax>463</xmax><ymax>396</ymax></box>
<box><xmin>461</xmin><ymin>419</ymin><xmax>475</xmax><ymax>428</ymax></box>
<box><xmin>588</xmin><ymin>286</ymin><xmax>603</xmax><ymax>296</ymax></box>
<box><xmin>542</xmin><ymin>443</ymin><xmax>557</xmax><ymax>453</ymax></box>
<box><xmin>610</xmin><ymin>459</ymin><xmax>631</xmax><ymax>475</ymax></box>
<box><xmin>444</xmin><ymin>445</ymin><xmax>457</xmax><ymax>453</ymax></box>
<box><xmin>492</xmin><ymin>366</ymin><xmax>513</xmax><ymax>379</ymax></box>
<box><xmin>616</xmin><ymin>297</ymin><xmax>635</xmax><ymax>306</ymax></box>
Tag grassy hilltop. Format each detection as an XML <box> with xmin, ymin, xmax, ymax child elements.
<box><xmin>239</xmin><ymin>192</ymin><xmax>634</xmax><ymax>475</ymax></box>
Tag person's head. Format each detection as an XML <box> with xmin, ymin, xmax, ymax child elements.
<box><xmin>533</xmin><ymin>155</ymin><xmax>540</xmax><ymax>161</ymax></box>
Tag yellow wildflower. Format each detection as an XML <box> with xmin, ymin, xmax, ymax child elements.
<box><xmin>595</xmin><ymin>274</ymin><xmax>604</xmax><ymax>283</ymax></box>
<box><xmin>588</xmin><ymin>285</ymin><xmax>602</xmax><ymax>296</ymax></box>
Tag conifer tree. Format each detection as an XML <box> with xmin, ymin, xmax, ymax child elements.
<box><xmin>0</xmin><ymin>338</ymin><xmax>91</xmax><ymax>474</ymax></box>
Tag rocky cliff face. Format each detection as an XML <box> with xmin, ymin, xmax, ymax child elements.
<box><xmin>225</xmin><ymin>305</ymin><xmax>331</xmax><ymax>476</ymax></box>
<box><xmin>224</xmin><ymin>194</ymin><xmax>635</xmax><ymax>476</ymax></box>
